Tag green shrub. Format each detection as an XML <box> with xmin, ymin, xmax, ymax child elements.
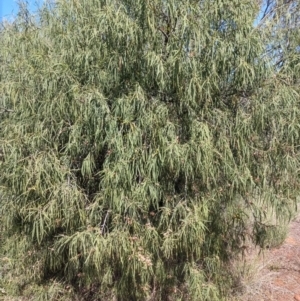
<box><xmin>0</xmin><ymin>0</ymin><xmax>299</xmax><ymax>300</ymax></box>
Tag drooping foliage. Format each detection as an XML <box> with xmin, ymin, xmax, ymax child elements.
<box><xmin>0</xmin><ymin>0</ymin><xmax>299</xmax><ymax>300</ymax></box>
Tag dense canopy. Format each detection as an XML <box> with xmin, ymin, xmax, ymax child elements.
<box><xmin>0</xmin><ymin>0</ymin><xmax>299</xmax><ymax>300</ymax></box>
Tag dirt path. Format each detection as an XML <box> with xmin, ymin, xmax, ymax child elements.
<box><xmin>237</xmin><ymin>214</ymin><xmax>300</xmax><ymax>301</ymax></box>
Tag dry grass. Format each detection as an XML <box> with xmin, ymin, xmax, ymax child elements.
<box><xmin>230</xmin><ymin>212</ymin><xmax>300</xmax><ymax>301</ymax></box>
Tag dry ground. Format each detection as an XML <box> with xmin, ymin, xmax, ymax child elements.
<box><xmin>234</xmin><ymin>214</ymin><xmax>300</xmax><ymax>301</ymax></box>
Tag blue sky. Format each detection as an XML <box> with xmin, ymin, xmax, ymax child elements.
<box><xmin>1</xmin><ymin>0</ymin><xmax>265</xmax><ymax>23</ymax></box>
<box><xmin>0</xmin><ymin>0</ymin><xmax>44</xmax><ymax>21</ymax></box>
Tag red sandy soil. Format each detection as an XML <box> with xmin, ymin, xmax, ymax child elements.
<box><xmin>236</xmin><ymin>214</ymin><xmax>300</xmax><ymax>301</ymax></box>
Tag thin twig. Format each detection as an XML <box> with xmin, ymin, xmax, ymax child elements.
<box><xmin>100</xmin><ymin>210</ymin><xmax>110</xmax><ymax>235</ymax></box>
<box><xmin>0</xmin><ymin>107</ymin><xmax>14</xmax><ymax>113</ymax></box>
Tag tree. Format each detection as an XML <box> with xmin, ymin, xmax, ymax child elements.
<box><xmin>0</xmin><ymin>0</ymin><xmax>299</xmax><ymax>300</ymax></box>
<box><xmin>257</xmin><ymin>0</ymin><xmax>300</xmax><ymax>70</ymax></box>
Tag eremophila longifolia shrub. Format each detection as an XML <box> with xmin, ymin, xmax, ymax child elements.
<box><xmin>0</xmin><ymin>0</ymin><xmax>299</xmax><ymax>300</ymax></box>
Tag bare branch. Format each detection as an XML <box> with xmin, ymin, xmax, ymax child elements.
<box><xmin>0</xmin><ymin>107</ymin><xmax>14</xmax><ymax>113</ymax></box>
